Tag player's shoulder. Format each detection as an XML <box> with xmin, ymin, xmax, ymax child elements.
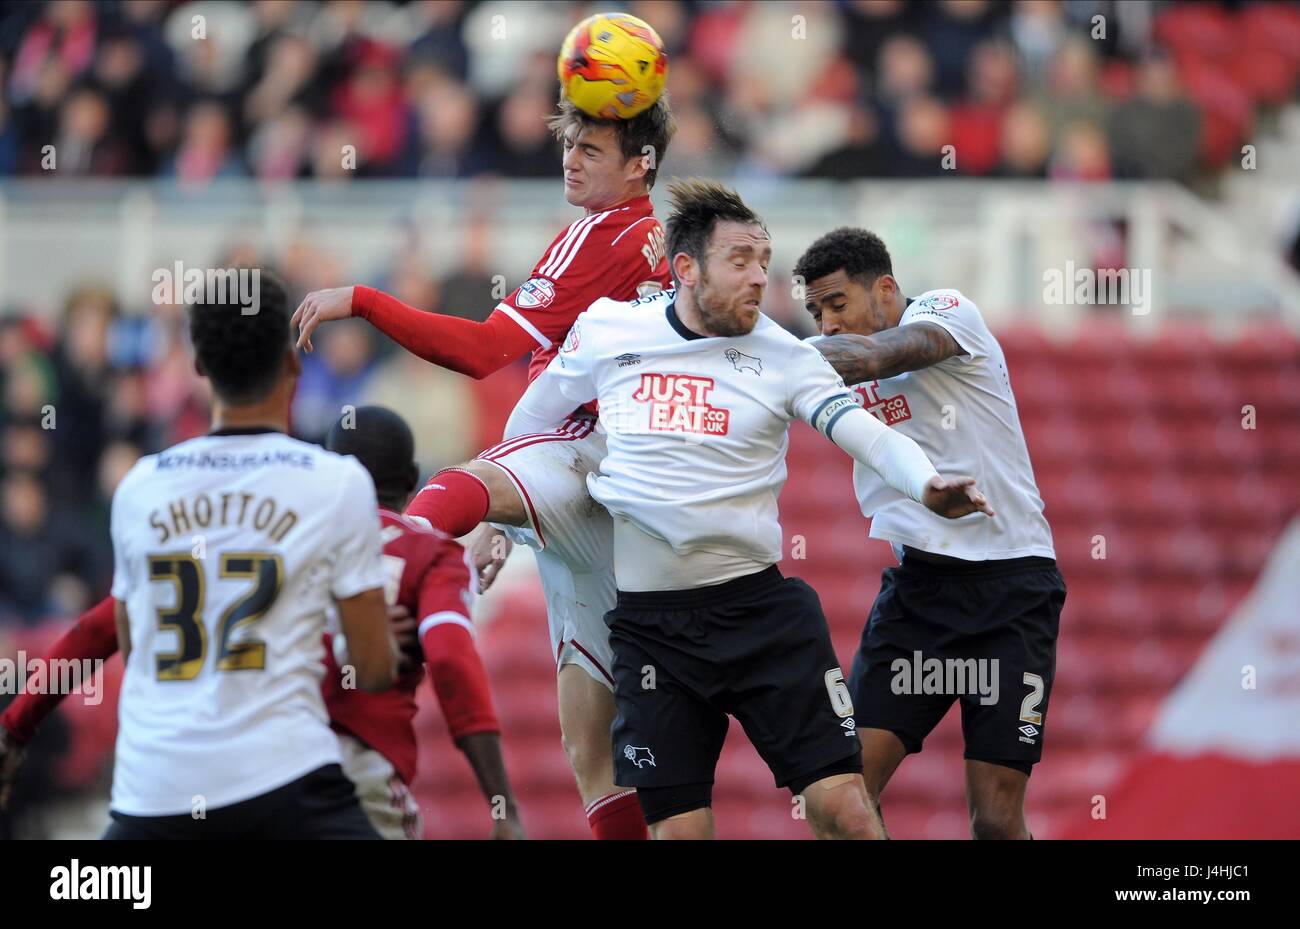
<box><xmin>111</xmin><ymin>450</ymin><xmax>161</xmax><ymax>507</ymax></box>
<box><xmin>539</xmin><ymin>198</ymin><xmax>658</xmax><ymax>270</ymax></box>
<box><xmin>580</xmin><ymin>286</ymin><xmax>676</xmax><ymax>328</ymax></box>
<box><xmin>748</xmin><ymin>312</ymin><xmax>814</xmax><ymax>353</ymax></box>
<box><xmin>906</xmin><ymin>288</ymin><xmax>985</xmax><ymax>322</ymax></box>
<box><xmin>594</xmin><ymin>196</ymin><xmax>660</xmax><ymax>241</ymax></box>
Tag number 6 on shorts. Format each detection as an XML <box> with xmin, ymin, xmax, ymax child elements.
<box><xmin>824</xmin><ymin>668</ymin><xmax>855</xmax><ymax>718</ymax></box>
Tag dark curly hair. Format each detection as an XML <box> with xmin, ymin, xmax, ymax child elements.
<box><xmin>793</xmin><ymin>227</ymin><xmax>894</xmax><ymax>290</ymax></box>
<box><xmin>188</xmin><ymin>269</ymin><xmax>290</xmax><ymax>405</ymax></box>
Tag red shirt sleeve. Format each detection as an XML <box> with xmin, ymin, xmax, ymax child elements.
<box><xmin>352</xmin><ymin>287</ymin><xmax>536</xmax><ymax>379</ymax></box>
<box><xmin>1</xmin><ymin>596</ymin><xmax>119</xmax><ymax>744</ymax></box>
<box><xmin>497</xmin><ymin>209</ymin><xmax>669</xmax><ymax>352</ymax></box>
<box><xmin>417</xmin><ymin>542</ymin><xmax>500</xmax><ymax>740</ymax></box>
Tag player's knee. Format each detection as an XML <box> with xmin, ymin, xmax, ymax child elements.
<box><xmin>809</xmin><ymin>792</ymin><xmax>881</xmax><ymax>840</ymax></box>
<box><xmin>560</xmin><ymin>727</ymin><xmax>609</xmax><ymax>785</ymax></box>
<box><xmin>459</xmin><ymin>461</ymin><xmax>527</xmax><ymax>525</ymax></box>
<box><xmin>969</xmin><ymin>796</ymin><xmax>1027</xmax><ymax>840</ymax></box>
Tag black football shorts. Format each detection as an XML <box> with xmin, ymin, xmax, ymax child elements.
<box><xmin>608</xmin><ymin>566</ymin><xmax>863</xmax><ymax>813</ymax></box>
<box><xmin>847</xmin><ymin>554</ymin><xmax>1066</xmax><ymax>775</ymax></box>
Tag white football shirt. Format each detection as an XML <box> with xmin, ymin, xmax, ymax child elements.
<box><xmin>109</xmin><ymin>429</ymin><xmax>388</xmax><ymax>815</ymax></box>
<box><xmin>507</xmin><ymin>288</ymin><xmax>868</xmax><ymax>570</ymax></box>
<box><xmin>835</xmin><ymin>288</ymin><xmax>1055</xmax><ymax>560</ymax></box>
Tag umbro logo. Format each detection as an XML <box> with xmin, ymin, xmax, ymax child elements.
<box><xmin>616</xmin><ymin>353</ymin><xmax>642</xmax><ymax>367</ymax></box>
<box><xmin>724</xmin><ymin>348</ymin><xmax>762</xmax><ymax>375</ymax></box>
<box><xmin>1019</xmin><ymin>724</ymin><xmax>1038</xmax><ymax>738</ymax></box>
<box><xmin>840</xmin><ymin>717</ymin><xmax>857</xmax><ymax>735</ymax></box>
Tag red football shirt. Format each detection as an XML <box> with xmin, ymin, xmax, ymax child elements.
<box><xmin>494</xmin><ymin>193</ymin><xmax>671</xmax><ymax>392</ymax></box>
<box><xmin>320</xmin><ymin>508</ymin><xmax>494</xmax><ymax>786</ymax></box>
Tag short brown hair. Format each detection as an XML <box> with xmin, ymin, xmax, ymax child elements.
<box><xmin>546</xmin><ymin>93</ymin><xmax>676</xmax><ymax>189</ymax></box>
<box><xmin>664</xmin><ymin>178</ymin><xmax>766</xmax><ymax>284</ymax></box>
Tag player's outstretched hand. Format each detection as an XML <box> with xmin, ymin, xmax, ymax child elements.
<box><xmin>469</xmin><ymin>526</ymin><xmax>513</xmax><ymax>593</ymax></box>
<box><xmin>0</xmin><ymin>728</ymin><xmax>25</xmax><ymax>811</ymax></box>
<box><xmin>921</xmin><ymin>475</ymin><xmax>995</xmax><ymax>519</ymax></box>
<box><xmin>292</xmin><ymin>286</ymin><xmax>355</xmax><ymax>353</ymax></box>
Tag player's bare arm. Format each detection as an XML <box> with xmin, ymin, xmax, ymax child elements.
<box><xmin>813</xmin><ymin>322</ymin><xmax>964</xmax><ymax>383</ymax></box>
<box><xmin>335</xmin><ymin>587</ymin><xmax>400</xmax><ymax>692</ymax></box>
<box><xmin>455</xmin><ymin>732</ymin><xmax>527</xmax><ymax>839</ymax></box>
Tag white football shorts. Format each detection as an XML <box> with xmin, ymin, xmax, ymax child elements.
<box><xmin>475</xmin><ymin>415</ymin><xmax>616</xmax><ymax>690</ymax></box>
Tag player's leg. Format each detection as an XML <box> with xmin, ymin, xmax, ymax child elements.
<box><xmin>955</xmin><ymin>558</ymin><xmax>1065</xmax><ymax>840</ymax></box>
<box><xmin>846</xmin><ymin>564</ymin><xmax>960</xmax><ymax>832</ymax></box>
<box><xmin>647</xmin><ymin>803</ymin><xmax>714</xmax><ymax>840</ymax></box>
<box><xmin>452</xmin><ymin>424</ymin><xmax>648</xmax><ymax>838</ymax></box>
<box><xmin>721</xmin><ymin>570</ymin><xmax>882</xmax><ymax>839</ymax></box>
<box><xmin>557</xmin><ymin>662</ymin><xmax>621</xmax><ymax>804</ymax></box>
<box><xmin>799</xmin><ymin>771</ymin><xmax>883</xmax><ymax>840</ymax></box>
<box><xmin>965</xmin><ymin>760</ymin><xmax>1030</xmax><ymax>839</ymax></box>
<box><xmin>607</xmin><ymin>595</ymin><xmax>730</xmax><ymax>840</ymax></box>
<box><xmin>406</xmin><ymin>457</ymin><xmax>527</xmax><ymax>529</ymax></box>
<box><xmin>858</xmin><ymin>728</ymin><xmax>908</xmax><ymax>802</ymax></box>
<box><xmin>404</xmin><ymin>421</ymin><xmax>599</xmax><ymax>532</ymax></box>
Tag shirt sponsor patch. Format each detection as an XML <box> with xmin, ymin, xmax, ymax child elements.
<box><xmin>631</xmin><ymin>373</ymin><xmax>730</xmax><ymax>436</ymax></box>
<box><xmin>561</xmin><ymin>320</ymin><xmax>581</xmax><ymax>353</ymax></box>
<box><xmin>515</xmin><ymin>277</ymin><xmax>556</xmax><ymax>309</ymax></box>
<box><xmin>854</xmin><ymin>380</ymin><xmax>912</xmax><ymax>426</ymax></box>
<box><xmin>917</xmin><ymin>294</ymin><xmax>959</xmax><ymax>312</ymax></box>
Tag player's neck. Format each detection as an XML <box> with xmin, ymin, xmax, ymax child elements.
<box><xmin>584</xmin><ymin>186</ymin><xmax>647</xmax><ymax>216</ymax></box>
<box><xmin>210</xmin><ymin>393</ymin><xmax>290</xmax><ymax>435</ymax></box>
<box><xmin>673</xmin><ymin>291</ymin><xmax>715</xmax><ymax>338</ymax></box>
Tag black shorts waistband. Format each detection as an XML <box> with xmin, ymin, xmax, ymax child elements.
<box><xmin>616</xmin><ymin>565</ymin><xmax>783</xmax><ymax>610</ymax></box>
<box><xmin>898</xmin><ymin>553</ymin><xmax>1057</xmax><ymax>579</ymax></box>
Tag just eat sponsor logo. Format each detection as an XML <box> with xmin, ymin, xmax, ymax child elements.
<box><xmin>854</xmin><ymin>380</ymin><xmax>912</xmax><ymax>426</ymax></box>
<box><xmin>631</xmin><ymin>373</ymin><xmax>731</xmax><ymax>436</ymax></box>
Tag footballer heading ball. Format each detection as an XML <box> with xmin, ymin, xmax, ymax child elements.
<box><xmin>557</xmin><ymin>12</ymin><xmax>668</xmax><ymax>120</ymax></box>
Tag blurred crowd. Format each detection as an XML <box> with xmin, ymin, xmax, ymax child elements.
<box><xmin>0</xmin><ymin>0</ymin><xmax>1295</xmax><ymax>185</ymax></box>
<box><xmin>0</xmin><ymin>238</ymin><xmax>488</xmax><ymax>626</ymax></box>
<box><xmin>2</xmin><ymin>0</ymin><xmax>1298</xmax><ymax>622</ymax></box>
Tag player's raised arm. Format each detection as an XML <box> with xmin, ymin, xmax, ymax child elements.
<box><xmin>790</xmin><ymin>345</ymin><xmax>994</xmax><ymax>520</ymax></box>
<box><xmin>503</xmin><ymin>313</ymin><xmax>600</xmax><ymax>439</ymax></box>
<box><xmin>292</xmin><ymin>286</ymin><xmax>538</xmax><ymax>380</ymax></box>
<box><xmin>812</xmin><ymin>322</ymin><xmax>963</xmax><ymax>383</ymax></box>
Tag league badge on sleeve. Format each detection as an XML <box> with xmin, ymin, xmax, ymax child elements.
<box><xmin>917</xmin><ymin>294</ymin><xmax>959</xmax><ymax>312</ymax></box>
<box><xmin>515</xmin><ymin>277</ymin><xmax>556</xmax><ymax>309</ymax></box>
<box><xmin>561</xmin><ymin>319</ymin><xmax>581</xmax><ymax>353</ymax></box>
